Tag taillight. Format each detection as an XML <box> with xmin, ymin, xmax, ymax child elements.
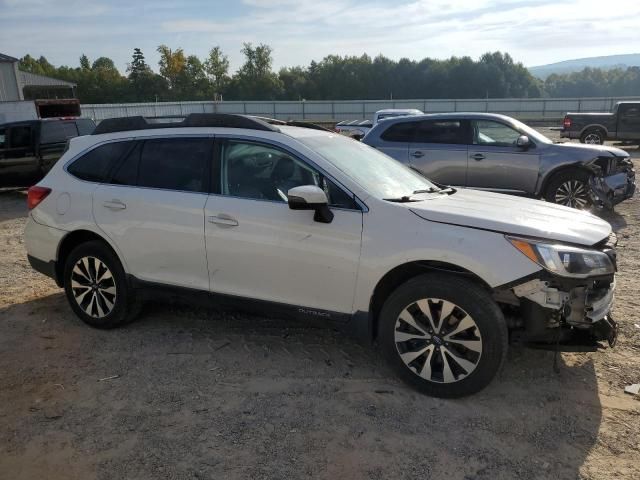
<box><xmin>563</xmin><ymin>116</ymin><xmax>571</xmax><ymax>129</ymax></box>
<box><xmin>27</xmin><ymin>186</ymin><xmax>51</xmax><ymax>210</ymax></box>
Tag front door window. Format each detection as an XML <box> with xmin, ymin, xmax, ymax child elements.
<box><xmin>473</xmin><ymin>121</ymin><xmax>521</xmax><ymax>147</ymax></box>
<box><xmin>220</xmin><ymin>140</ymin><xmax>356</xmax><ymax>209</ymax></box>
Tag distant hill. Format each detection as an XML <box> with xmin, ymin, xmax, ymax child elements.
<box><xmin>529</xmin><ymin>54</ymin><xmax>640</xmax><ymax>79</ymax></box>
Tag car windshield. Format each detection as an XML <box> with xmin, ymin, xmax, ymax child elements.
<box><xmin>510</xmin><ymin>118</ymin><xmax>553</xmax><ymax>144</ymax></box>
<box><xmin>297</xmin><ymin>133</ymin><xmax>438</xmax><ymax>200</ymax></box>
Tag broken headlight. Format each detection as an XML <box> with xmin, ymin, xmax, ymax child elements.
<box><xmin>507</xmin><ymin>236</ymin><xmax>614</xmax><ymax>278</ymax></box>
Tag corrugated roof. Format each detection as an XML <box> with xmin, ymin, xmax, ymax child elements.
<box><xmin>0</xmin><ymin>53</ymin><xmax>19</xmax><ymax>63</ymax></box>
<box><xmin>19</xmin><ymin>70</ymin><xmax>76</xmax><ymax>88</ymax></box>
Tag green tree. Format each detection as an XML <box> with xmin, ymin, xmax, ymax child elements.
<box><xmin>204</xmin><ymin>46</ymin><xmax>230</xmax><ymax>99</ymax></box>
<box><xmin>157</xmin><ymin>45</ymin><xmax>186</xmax><ymax>93</ymax></box>
<box><xmin>127</xmin><ymin>48</ymin><xmax>168</xmax><ymax>102</ymax></box>
<box><xmin>79</xmin><ymin>54</ymin><xmax>91</xmax><ymax>71</ymax></box>
<box><xmin>227</xmin><ymin>43</ymin><xmax>283</xmax><ymax>100</ymax></box>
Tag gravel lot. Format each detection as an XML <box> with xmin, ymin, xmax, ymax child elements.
<box><xmin>1</xmin><ymin>137</ymin><xmax>639</xmax><ymax>480</ymax></box>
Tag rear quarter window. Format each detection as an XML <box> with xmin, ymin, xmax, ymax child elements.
<box><xmin>67</xmin><ymin>141</ymin><xmax>133</xmax><ymax>183</ymax></box>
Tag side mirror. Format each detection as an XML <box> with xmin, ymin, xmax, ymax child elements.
<box><xmin>516</xmin><ymin>135</ymin><xmax>532</xmax><ymax>150</ymax></box>
<box><xmin>287</xmin><ymin>185</ymin><xmax>334</xmax><ymax>224</ymax></box>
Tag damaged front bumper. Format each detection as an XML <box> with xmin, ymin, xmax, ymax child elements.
<box><xmin>498</xmin><ymin>230</ymin><xmax>619</xmax><ymax>351</ymax></box>
<box><xmin>588</xmin><ymin>157</ymin><xmax>636</xmax><ymax>209</ymax></box>
<box><xmin>510</xmin><ymin>276</ymin><xmax>618</xmax><ymax>350</ymax></box>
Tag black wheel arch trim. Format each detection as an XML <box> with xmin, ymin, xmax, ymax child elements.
<box><xmin>27</xmin><ymin>255</ymin><xmax>59</xmax><ymax>285</ymax></box>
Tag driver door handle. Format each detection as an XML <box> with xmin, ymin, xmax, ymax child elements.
<box><xmin>208</xmin><ymin>214</ymin><xmax>239</xmax><ymax>227</ymax></box>
<box><xmin>470</xmin><ymin>153</ymin><xmax>485</xmax><ymax>161</ymax></box>
<box><xmin>411</xmin><ymin>151</ymin><xmax>425</xmax><ymax>158</ymax></box>
<box><xmin>103</xmin><ymin>200</ymin><xmax>126</xmax><ymax>210</ymax></box>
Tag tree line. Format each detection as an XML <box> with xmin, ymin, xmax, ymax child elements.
<box><xmin>18</xmin><ymin>45</ymin><xmax>640</xmax><ymax>104</ymax></box>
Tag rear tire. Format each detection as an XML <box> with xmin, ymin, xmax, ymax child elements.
<box><xmin>378</xmin><ymin>274</ymin><xmax>507</xmax><ymax>398</ymax></box>
<box><xmin>543</xmin><ymin>169</ymin><xmax>592</xmax><ymax>209</ymax></box>
<box><xmin>580</xmin><ymin>128</ymin><xmax>605</xmax><ymax>144</ymax></box>
<box><xmin>63</xmin><ymin>240</ymin><xmax>140</xmax><ymax>329</ymax></box>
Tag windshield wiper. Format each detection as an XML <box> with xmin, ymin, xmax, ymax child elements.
<box><xmin>383</xmin><ymin>195</ymin><xmax>421</xmax><ymax>203</ymax></box>
<box><xmin>412</xmin><ymin>188</ymin><xmax>439</xmax><ymax>194</ymax></box>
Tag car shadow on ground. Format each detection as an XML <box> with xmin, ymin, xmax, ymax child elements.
<box><xmin>598</xmin><ymin>208</ymin><xmax>628</xmax><ymax>231</ymax></box>
<box><xmin>0</xmin><ymin>189</ymin><xmax>28</xmax><ymax>222</ymax></box>
<box><xmin>1</xmin><ymin>293</ymin><xmax>603</xmax><ymax>479</ymax></box>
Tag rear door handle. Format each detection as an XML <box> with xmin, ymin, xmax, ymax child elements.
<box><xmin>103</xmin><ymin>200</ymin><xmax>126</xmax><ymax>210</ymax></box>
<box><xmin>208</xmin><ymin>214</ymin><xmax>239</xmax><ymax>227</ymax></box>
<box><xmin>411</xmin><ymin>151</ymin><xmax>424</xmax><ymax>158</ymax></box>
<box><xmin>470</xmin><ymin>153</ymin><xmax>485</xmax><ymax>161</ymax></box>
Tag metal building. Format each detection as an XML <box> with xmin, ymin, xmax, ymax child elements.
<box><xmin>0</xmin><ymin>52</ymin><xmax>76</xmax><ymax>101</ymax></box>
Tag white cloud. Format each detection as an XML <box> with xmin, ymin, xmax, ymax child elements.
<box><xmin>1</xmin><ymin>0</ymin><xmax>639</xmax><ymax>73</ymax></box>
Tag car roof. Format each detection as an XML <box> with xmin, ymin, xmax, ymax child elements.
<box><xmin>369</xmin><ymin>112</ymin><xmax>518</xmax><ymax>127</ymax></box>
<box><xmin>72</xmin><ymin>124</ymin><xmax>336</xmax><ymax>148</ymax></box>
<box><xmin>376</xmin><ymin>108</ymin><xmax>422</xmax><ymax>114</ymax></box>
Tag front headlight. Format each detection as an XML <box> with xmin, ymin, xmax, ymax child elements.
<box><xmin>507</xmin><ymin>236</ymin><xmax>614</xmax><ymax>278</ymax></box>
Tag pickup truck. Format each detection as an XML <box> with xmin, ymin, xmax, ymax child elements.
<box><xmin>335</xmin><ymin>109</ymin><xmax>422</xmax><ymax>140</ymax></box>
<box><xmin>561</xmin><ymin>101</ymin><xmax>640</xmax><ymax>145</ymax></box>
<box><xmin>1</xmin><ymin>117</ymin><xmax>95</xmax><ymax>185</ymax></box>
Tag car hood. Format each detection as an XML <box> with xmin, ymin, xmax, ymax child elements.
<box><xmin>408</xmin><ymin>189</ymin><xmax>611</xmax><ymax>246</ymax></box>
<box><xmin>555</xmin><ymin>141</ymin><xmax>628</xmax><ymax>158</ymax></box>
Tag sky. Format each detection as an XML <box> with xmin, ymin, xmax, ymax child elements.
<box><xmin>1</xmin><ymin>0</ymin><xmax>640</xmax><ymax>74</ymax></box>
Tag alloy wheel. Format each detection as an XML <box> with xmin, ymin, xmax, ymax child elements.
<box><xmin>71</xmin><ymin>256</ymin><xmax>117</xmax><ymax>318</ymax></box>
<box><xmin>554</xmin><ymin>180</ymin><xmax>590</xmax><ymax>209</ymax></box>
<box><xmin>583</xmin><ymin>133</ymin><xmax>602</xmax><ymax>144</ymax></box>
<box><xmin>394</xmin><ymin>298</ymin><xmax>482</xmax><ymax>383</ymax></box>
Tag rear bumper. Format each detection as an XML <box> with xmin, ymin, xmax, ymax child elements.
<box><xmin>24</xmin><ymin>216</ymin><xmax>65</xmax><ymax>285</ymax></box>
<box><xmin>560</xmin><ymin>129</ymin><xmax>577</xmax><ymax>139</ymax></box>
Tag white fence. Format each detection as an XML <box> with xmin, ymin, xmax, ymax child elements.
<box><xmin>81</xmin><ymin>96</ymin><xmax>640</xmax><ymax>123</ymax></box>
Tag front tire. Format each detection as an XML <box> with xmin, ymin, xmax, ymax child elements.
<box><xmin>544</xmin><ymin>169</ymin><xmax>592</xmax><ymax>209</ymax></box>
<box><xmin>63</xmin><ymin>240</ymin><xmax>139</xmax><ymax>329</ymax></box>
<box><xmin>379</xmin><ymin>274</ymin><xmax>507</xmax><ymax>398</ymax></box>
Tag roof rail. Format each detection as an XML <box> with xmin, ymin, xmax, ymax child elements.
<box><xmin>92</xmin><ymin>113</ymin><xmax>280</xmax><ymax>135</ymax></box>
<box><xmin>252</xmin><ymin>116</ymin><xmax>333</xmax><ymax>132</ymax></box>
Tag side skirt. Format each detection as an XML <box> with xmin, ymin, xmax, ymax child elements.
<box><xmin>128</xmin><ymin>276</ymin><xmax>373</xmax><ymax>341</ymax></box>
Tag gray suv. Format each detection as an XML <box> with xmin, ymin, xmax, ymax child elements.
<box><xmin>363</xmin><ymin>113</ymin><xmax>635</xmax><ymax>209</ymax></box>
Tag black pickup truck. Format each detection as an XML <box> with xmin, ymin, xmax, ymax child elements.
<box><xmin>1</xmin><ymin>117</ymin><xmax>95</xmax><ymax>185</ymax></box>
<box><xmin>561</xmin><ymin>101</ymin><xmax>640</xmax><ymax>145</ymax></box>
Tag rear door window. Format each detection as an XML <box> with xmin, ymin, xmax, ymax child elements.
<box><xmin>137</xmin><ymin>138</ymin><xmax>210</xmax><ymax>193</ymax></box>
<box><xmin>380</xmin><ymin>121</ymin><xmax>417</xmax><ymax>142</ymax></box>
<box><xmin>8</xmin><ymin>125</ymin><xmax>32</xmax><ymax>148</ymax></box>
<box><xmin>40</xmin><ymin>121</ymin><xmax>79</xmax><ymax>144</ymax></box>
<box><xmin>67</xmin><ymin>141</ymin><xmax>133</xmax><ymax>183</ymax></box>
<box><xmin>110</xmin><ymin>143</ymin><xmax>141</xmax><ymax>186</ymax></box>
<box><xmin>621</xmin><ymin>105</ymin><xmax>640</xmax><ymax>118</ymax></box>
<box><xmin>414</xmin><ymin>120</ymin><xmax>466</xmax><ymax>144</ymax></box>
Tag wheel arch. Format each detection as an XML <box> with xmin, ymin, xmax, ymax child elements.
<box><xmin>579</xmin><ymin>124</ymin><xmax>609</xmax><ymax>137</ymax></box>
<box><xmin>537</xmin><ymin>163</ymin><xmax>593</xmax><ymax>198</ymax></box>
<box><xmin>368</xmin><ymin>260</ymin><xmax>492</xmax><ymax>341</ymax></box>
<box><xmin>55</xmin><ymin>229</ymin><xmax>124</xmax><ymax>286</ymax></box>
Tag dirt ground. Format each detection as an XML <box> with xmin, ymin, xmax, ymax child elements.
<box><xmin>1</xmin><ymin>137</ymin><xmax>639</xmax><ymax>480</ymax></box>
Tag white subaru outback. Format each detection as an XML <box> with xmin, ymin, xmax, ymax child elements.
<box><xmin>24</xmin><ymin>114</ymin><xmax>619</xmax><ymax>398</ymax></box>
